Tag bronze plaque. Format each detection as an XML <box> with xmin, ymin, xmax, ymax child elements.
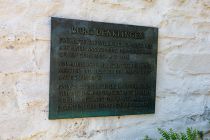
<box><xmin>49</xmin><ymin>17</ymin><xmax>158</xmax><ymax>119</ymax></box>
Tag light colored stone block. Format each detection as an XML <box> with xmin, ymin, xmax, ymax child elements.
<box><xmin>167</xmin><ymin>53</ymin><xmax>210</xmax><ymax>75</ymax></box>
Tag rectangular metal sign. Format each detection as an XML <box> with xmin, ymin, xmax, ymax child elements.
<box><xmin>49</xmin><ymin>17</ymin><xmax>158</xmax><ymax>119</ymax></box>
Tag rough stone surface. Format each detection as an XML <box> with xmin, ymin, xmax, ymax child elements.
<box><xmin>0</xmin><ymin>0</ymin><xmax>210</xmax><ymax>139</ymax></box>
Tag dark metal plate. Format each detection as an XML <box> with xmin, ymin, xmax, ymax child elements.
<box><xmin>49</xmin><ymin>17</ymin><xmax>158</xmax><ymax>119</ymax></box>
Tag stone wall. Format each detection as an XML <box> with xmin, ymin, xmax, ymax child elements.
<box><xmin>0</xmin><ymin>0</ymin><xmax>210</xmax><ymax>139</ymax></box>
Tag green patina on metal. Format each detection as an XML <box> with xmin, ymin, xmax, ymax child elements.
<box><xmin>49</xmin><ymin>17</ymin><xmax>158</xmax><ymax>119</ymax></box>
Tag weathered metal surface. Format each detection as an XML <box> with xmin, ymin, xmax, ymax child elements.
<box><xmin>49</xmin><ymin>17</ymin><xmax>158</xmax><ymax>119</ymax></box>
